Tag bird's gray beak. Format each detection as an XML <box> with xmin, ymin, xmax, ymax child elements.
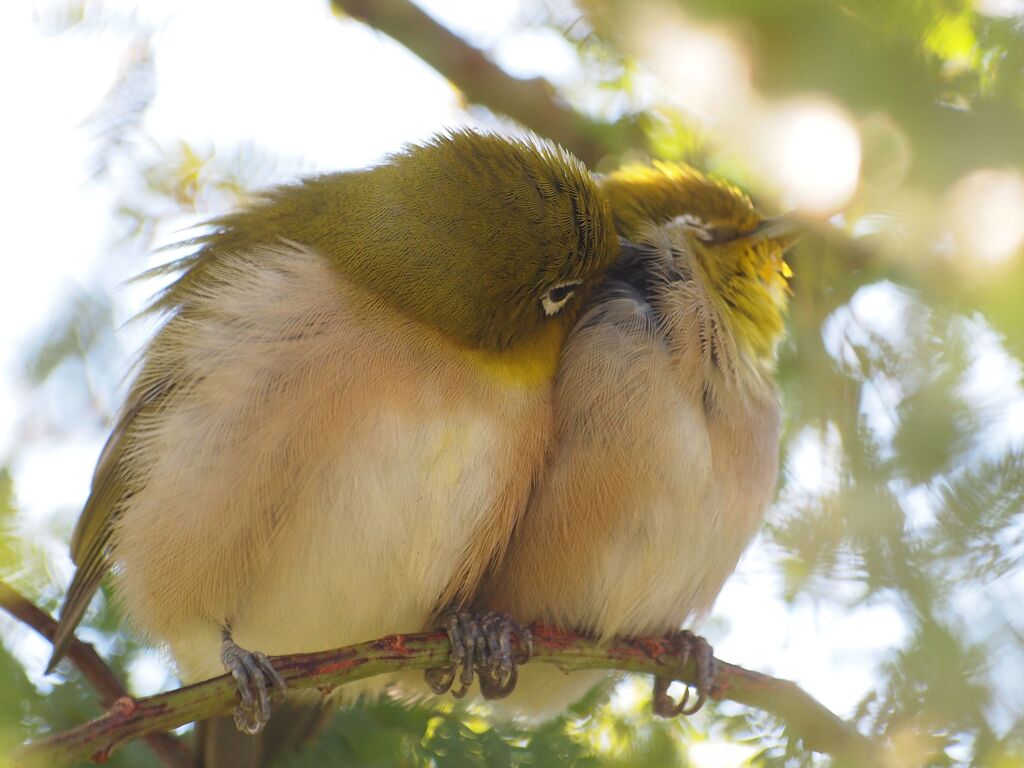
<box><xmin>744</xmin><ymin>214</ymin><xmax>804</xmax><ymax>252</ymax></box>
<box><xmin>617</xmin><ymin>214</ymin><xmax>804</xmax><ymax>258</ymax></box>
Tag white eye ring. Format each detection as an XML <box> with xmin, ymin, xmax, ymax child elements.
<box><xmin>541</xmin><ymin>280</ymin><xmax>581</xmax><ymax>316</ymax></box>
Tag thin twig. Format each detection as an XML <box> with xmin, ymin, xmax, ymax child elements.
<box><xmin>12</xmin><ymin>624</ymin><xmax>888</xmax><ymax>768</ymax></box>
<box><xmin>0</xmin><ymin>581</ymin><xmax>191</xmax><ymax>768</ymax></box>
<box><xmin>330</xmin><ymin>0</ymin><xmax>645</xmax><ymax>167</ymax></box>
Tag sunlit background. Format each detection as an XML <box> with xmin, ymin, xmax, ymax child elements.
<box><xmin>2</xmin><ymin>1</ymin><xmax>1023</xmax><ymax>766</ymax></box>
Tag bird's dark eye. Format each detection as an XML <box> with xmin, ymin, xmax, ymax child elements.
<box><xmin>541</xmin><ymin>281</ymin><xmax>581</xmax><ymax>316</ymax></box>
<box><xmin>549</xmin><ymin>284</ymin><xmax>574</xmax><ymax>303</ymax></box>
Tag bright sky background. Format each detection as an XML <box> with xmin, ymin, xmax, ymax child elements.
<box><xmin>2</xmin><ymin>2</ymin><xmax>1022</xmax><ymax>766</ymax></box>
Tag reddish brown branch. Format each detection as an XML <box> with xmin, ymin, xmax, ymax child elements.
<box><xmin>11</xmin><ymin>620</ymin><xmax>889</xmax><ymax>768</ymax></box>
<box><xmin>330</xmin><ymin>0</ymin><xmax>644</xmax><ymax>166</ymax></box>
<box><xmin>0</xmin><ymin>581</ymin><xmax>191</xmax><ymax>768</ymax></box>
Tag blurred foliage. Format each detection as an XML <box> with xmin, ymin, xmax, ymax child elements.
<box><xmin>274</xmin><ymin>685</ymin><xmax>696</xmax><ymax>768</ymax></box>
<box><xmin>0</xmin><ymin>470</ymin><xmax>158</xmax><ymax>767</ymax></box>
<box><xmin>4</xmin><ymin>0</ymin><xmax>1024</xmax><ymax>767</ymax></box>
<box><xmin>576</xmin><ymin>0</ymin><xmax>1024</xmax><ymax>185</ymax></box>
<box><xmin>23</xmin><ymin>291</ymin><xmax>115</xmax><ymax>388</ymax></box>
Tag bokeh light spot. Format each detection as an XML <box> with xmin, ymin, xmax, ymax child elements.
<box><xmin>639</xmin><ymin>12</ymin><xmax>750</xmax><ymax>122</ymax></box>
<box><xmin>769</xmin><ymin>101</ymin><xmax>861</xmax><ymax>215</ymax></box>
<box><xmin>973</xmin><ymin>0</ymin><xmax>1024</xmax><ymax>18</ymax></box>
<box><xmin>948</xmin><ymin>169</ymin><xmax>1024</xmax><ymax>264</ymax></box>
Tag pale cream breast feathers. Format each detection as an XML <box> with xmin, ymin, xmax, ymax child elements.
<box><xmin>112</xmin><ymin>243</ymin><xmax>551</xmax><ymax>682</ymax></box>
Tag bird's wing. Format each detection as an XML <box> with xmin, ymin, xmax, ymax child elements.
<box><xmin>48</xmin><ymin>360</ymin><xmax>181</xmax><ymax>671</ymax></box>
<box><xmin>46</xmin><ymin>250</ymin><xmax>206</xmax><ymax>671</ymax></box>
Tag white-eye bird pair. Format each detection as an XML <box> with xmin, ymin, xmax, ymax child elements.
<box><xmin>46</xmin><ymin>130</ymin><xmax>795</xmax><ymax>762</ymax></box>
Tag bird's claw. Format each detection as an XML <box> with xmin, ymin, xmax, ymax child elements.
<box><xmin>425</xmin><ymin>610</ymin><xmax>532</xmax><ymax>700</ymax></box>
<box><xmin>220</xmin><ymin>631</ymin><xmax>287</xmax><ymax>734</ymax></box>
<box><xmin>652</xmin><ymin>630</ymin><xmax>715</xmax><ymax>718</ymax></box>
<box><xmin>478</xmin><ymin>612</ymin><xmax>532</xmax><ymax>700</ymax></box>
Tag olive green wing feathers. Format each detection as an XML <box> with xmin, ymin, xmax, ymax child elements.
<box><xmin>45</xmin><ymin>378</ymin><xmax>167</xmax><ymax>672</ymax></box>
<box><xmin>45</xmin><ymin>250</ymin><xmax>210</xmax><ymax>672</ymax></box>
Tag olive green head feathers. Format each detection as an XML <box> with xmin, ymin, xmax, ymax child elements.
<box><xmin>601</xmin><ymin>161</ymin><xmax>796</xmax><ymax>366</ymax></box>
<box><xmin>160</xmin><ymin>131</ymin><xmax>617</xmax><ymax>354</ymax></box>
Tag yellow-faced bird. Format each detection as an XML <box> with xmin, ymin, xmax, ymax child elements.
<box><xmin>479</xmin><ymin>161</ymin><xmax>798</xmax><ymax>717</ymax></box>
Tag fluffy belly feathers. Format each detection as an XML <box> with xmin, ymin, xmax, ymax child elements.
<box><xmin>110</xmin><ymin>245</ymin><xmax>549</xmax><ymax>682</ymax></box>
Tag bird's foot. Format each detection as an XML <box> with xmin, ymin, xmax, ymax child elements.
<box><xmin>477</xmin><ymin>612</ymin><xmax>533</xmax><ymax>700</ymax></box>
<box><xmin>424</xmin><ymin>611</ymin><xmax>481</xmax><ymax>699</ymax></box>
<box><xmin>424</xmin><ymin>610</ymin><xmax>532</xmax><ymax>700</ymax></box>
<box><xmin>652</xmin><ymin>629</ymin><xmax>715</xmax><ymax>718</ymax></box>
<box><xmin>220</xmin><ymin>630</ymin><xmax>287</xmax><ymax>734</ymax></box>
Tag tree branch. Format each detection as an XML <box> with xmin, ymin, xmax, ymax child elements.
<box><xmin>330</xmin><ymin>0</ymin><xmax>644</xmax><ymax>166</ymax></box>
<box><xmin>12</xmin><ymin>623</ymin><xmax>888</xmax><ymax>768</ymax></box>
<box><xmin>0</xmin><ymin>581</ymin><xmax>191</xmax><ymax>768</ymax></box>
